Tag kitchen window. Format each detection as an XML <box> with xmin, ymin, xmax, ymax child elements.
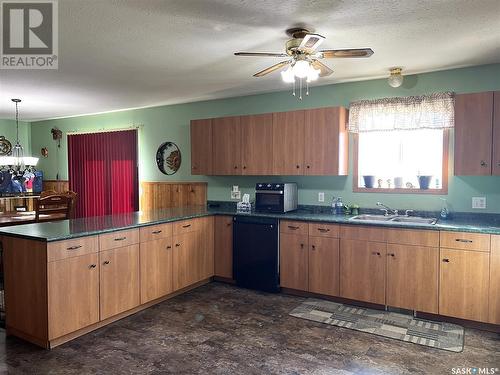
<box><xmin>349</xmin><ymin>93</ymin><xmax>454</xmax><ymax>194</ymax></box>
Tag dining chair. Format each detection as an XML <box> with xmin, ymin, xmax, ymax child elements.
<box><xmin>34</xmin><ymin>192</ymin><xmax>73</xmax><ymax>222</ymax></box>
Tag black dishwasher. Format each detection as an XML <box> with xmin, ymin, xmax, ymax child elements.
<box><xmin>233</xmin><ymin>216</ymin><xmax>279</xmax><ymax>293</ymax></box>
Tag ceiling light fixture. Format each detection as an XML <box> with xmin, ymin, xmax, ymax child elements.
<box><xmin>388</xmin><ymin>67</ymin><xmax>404</xmax><ymax>88</ymax></box>
<box><xmin>281</xmin><ymin>58</ymin><xmax>321</xmax><ymax>100</ymax></box>
<box><xmin>0</xmin><ymin>99</ymin><xmax>39</xmax><ymax>177</ymax></box>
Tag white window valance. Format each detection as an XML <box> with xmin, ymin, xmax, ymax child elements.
<box><xmin>348</xmin><ymin>92</ymin><xmax>455</xmax><ymax>133</ymax></box>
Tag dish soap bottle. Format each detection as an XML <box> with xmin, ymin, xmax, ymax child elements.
<box><xmin>335</xmin><ymin>197</ymin><xmax>344</xmax><ymax>215</ymax></box>
<box><xmin>439</xmin><ymin>198</ymin><xmax>450</xmax><ymax>220</ymax></box>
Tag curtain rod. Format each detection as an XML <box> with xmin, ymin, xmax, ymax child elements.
<box><xmin>66</xmin><ymin>124</ymin><xmax>143</xmax><ymax>135</ymax></box>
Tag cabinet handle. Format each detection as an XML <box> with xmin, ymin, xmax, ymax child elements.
<box><xmin>317</xmin><ymin>228</ymin><xmax>330</xmax><ymax>233</ymax></box>
<box><xmin>300</xmin><ymin>243</ymin><xmax>304</xmax><ymax>248</ymax></box>
<box><xmin>182</xmin><ymin>224</ymin><xmax>191</xmax><ymax>228</ymax></box>
<box><xmin>114</xmin><ymin>237</ymin><xmax>126</xmax><ymax>241</ymax></box>
<box><xmin>226</xmin><ymin>223</ymin><xmax>231</xmax><ymax>227</ymax></box>
<box><xmin>388</xmin><ymin>253</ymin><xmax>395</xmax><ymax>257</ymax></box>
<box><xmin>103</xmin><ymin>260</ymin><xmax>110</xmax><ymax>265</ymax></box>
<box><xmin>166</xmin><ymin>245</ymin><xmax>172</xmax><ymax>249</ymax></box>
<box><xmin>296</xmin><ymin>165</ymin><xmax>300</xmax><ymax>169</ymax></box>
<box><xmin>152</xmin><ymin>230</ymin><xmax>162</xmax><ymax>234</ymax></box>
<box><xmin>67</xmin><ymin>245</ymin><xmax>82</xmax><ymax>250</ymax></box>
<box><xmin>88</xmin><ymin>264</ymin><xmax>96</xmax><ymax>269</ymax></box>
<box><xmin>288</xmin><ymin>225</ymin><xmax>299</xmax><ymax>230</ymax></box>
<box><xmin>243</xmin><ymin>166</ymin><xmax>247</xmax><ymax>169</ymax></box>
<box><xmin>480</xmin><ymin>160</ymin><xmax>487</xmax><ymax>167</ymax></box>
<box><xmin>175</xmin><ymin>243</ymin><xmax>181</xmax><ymax>247</ymax></box>
<box><xmin>455</xmin><ymin>238</ymin><xmax>473</xmax><ymax>243</ymax></box>
<box><xmin>372</xmin><ymin>252</ymin><xmax>381</xmax><ymax>256</ymax></box>
<box><xmin>311</xmin><ymin>245</ymin><xmax>316</xmax><ymax>250</ymax></box>
<box><xmin>234</xmin><ymin>166</ymin><xmax>238</xmax><ymax>169</ymax></box>
<box><xmin>306</xmin><ymin>165</ymin><xmax>310</xmax><ymax>169</ymax></box>
<box><xmin>442</xmin><ymin>258</ymin><xmax>450</xmax><ymax>263</ymax></box>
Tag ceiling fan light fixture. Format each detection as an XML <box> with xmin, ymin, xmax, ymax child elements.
<box><xmin>306</xmin><ymin>67</ymin><xmax>320</xmax><ymax>82</ymax></box>
<box><xmin>281</xmin><ymin>66</ymin><xmax>295</xmax><ymax>83</ymax></box>
<box><xmin>388</xmin><ymin>67</ymin><xmax>403</xmax><ymax>88</ymax></box>
<box><xmin>292</xmin><ymin>60</ymin><xmax>310</xmax><ymax>78</ymax></box>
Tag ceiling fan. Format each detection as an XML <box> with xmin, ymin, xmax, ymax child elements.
<box><xmin>235</xmin><ymin>28</ymin><xmax>374</xmax><ymax>99</ymax></box>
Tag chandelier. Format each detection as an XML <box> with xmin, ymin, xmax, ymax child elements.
<box><xmin>0</xmin><ymin>99</ymin><xmax>39</xmax><ymax>176</ymax></box>
<box><xmin>280</xmin><ymin>57</ymin><xmax>321</xmax><ymax>100</ymax></box>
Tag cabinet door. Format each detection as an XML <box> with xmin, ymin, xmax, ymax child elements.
<box><xmin>212</xmin><ymin>116</ymin><xmax>241</xmax><ymax>175</ymax></box>
<box><xmin>198</xmin><ymin>217</ymin><xmax>214</xmax><ymax>280</ymax></box>
<box><xmin>304</xmin><ymin>107</ymin><xmax>348</xmax><ymax>175</ymax></box>
<box><xmin>214</xmin><ymin>215</ymin><xmax>233</xmax><ymax>279</ymax></box>
<box><xmin>100</xmin><ymin>245</ymin><xmax>140</xmax><ymax>320</ymax></box>
<box><xmin>139</xmin><ymin>237</ymin><xmax>173</xmax><ymax>304</ymax></box>
<box><xmin>489</xmin><ymin>235</ymin><xmax>500</xmax><ymax>324</ymax></box>
<box><xmin>439</xmin><ymin>248</ymin><xmax>489</xmax><ymax>322</ymax></box>
<box><xmin>272</xmin><ymin>110</ymin><xmax>305</xmax><ymax>175</ymax></box>
<box><xmin>493</xmin><ymin>92</ymin><xmax>500</xmax><ymax>176</ymax></box>
<box><xmin>172</xmin><ymin>232</ymin><xmax>199</xmax><ymax>290</ymax></box>
<box><xmin>340</xmin><ymin>239</ymin><xmax>386</xmax><ymax>304</ymax></box>
<box><xmin>190</xmin><ymin>119</ymin><xmax>212</xmax><ymax>175</ymax></box>
<box><xmin>309</xmin><ymin>236</ymin><xmax>339</xmax><ymax>296</ymax></box>
<box><xmin>48</xmin><ymin>253</ymin><xmax>99</xmax><ymax>339</ymax></box>
<box><xmin>386</xmin><ymin>244</ymin><xmax>439</xmax><ymax>313</ymax></box>
<box><xmin>241</xmin><ymin>113</ymin><xmax>273</xmax><ymax>175</ymax></box>
<box><xmin>280</xmin><ymin>233</ymin><xmax>308</xmax><ymax>291</ymax></box>
<box><xmin>454</xmin><ymin>92</ymin><xmax>493</xmax><ymax>175</ymax></box>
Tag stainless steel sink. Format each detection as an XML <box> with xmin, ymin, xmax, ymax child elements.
<box><xmin>349</xmin><ymin>214</ymin><xmax>393</xmax><ymax>222</ymax></box>
<box><xmin>390</xmin><ymin>216</ymin><xmax>437</xmax><ymax>225</ymax></box>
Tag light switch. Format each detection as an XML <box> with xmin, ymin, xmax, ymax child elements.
<box><xmin>318</xmin><ymin>192</ymin><xmax>325</xmax><ymax>202</ymax></box>
<box><xmin>472</xmin><ymin>197</ymin><xmax>486</xmax><ymax>209</ymax></box>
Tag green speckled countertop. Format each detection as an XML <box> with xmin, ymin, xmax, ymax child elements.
<box><xmin>0</xmin><ymin>205</ymin><xmax>499</xmax><ymax>242</ymax></box>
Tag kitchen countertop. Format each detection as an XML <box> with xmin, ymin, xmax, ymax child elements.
<box><xmin>0</xmin><ymin>204</ymin><xmax>499</xmax><ymax>242</ymax></box>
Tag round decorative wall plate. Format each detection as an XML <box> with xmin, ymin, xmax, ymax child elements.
<box><xmin>0</xmin><ymin>136</ymin><xmax>12</xmax><ymax>156</ymax></box>
<box><xmin>156</xmin><ymin>142</ymin><xmax>181</xmax><ymax>175</ymax></box>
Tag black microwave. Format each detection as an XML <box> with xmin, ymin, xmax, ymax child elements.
<box><xmin>255</xmin><ymin>183</ymin><xmax>298</xmax><ymax>213</ymax></box>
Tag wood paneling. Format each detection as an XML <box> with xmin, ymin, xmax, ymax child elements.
<box><xmin>99</xmin><ymin>244</ymin><xmax>140</xmax><ymax>320</ymax></box>
<box><xmin>43</xmin><ymin>180</ymin><xmax>70</xmax><ymax>193</ymax></box>
<box><xmin>214</xmin><ymin>215</ymin><xmax>233</xmax><ymax>279</ymax></box>
<box><xmin>439</xmin><ymin>248</ymin><xmax>489</xmax><ymax>322</ymax></box>
<box><xmin>440</xmin><ymin>231</ymin><xmax>491</xmax><ymax>252</ymax></box>
<box><xmin>139</xmin><ymin>223</ymin><xmax>173</xmax><ymax>242</ymax></box>
<box><xmin>212</xmin><ymin>116</ymin><xmax>241</xmax><ymax>175</ymax></box>
<box><xmin>279</xmin><ymin>232</ymin><xmax>308</xmax><ymax>291</ymax></box>
<box><xmin>386</xmin><ymin>228</ymin><xmax>439</xmax><ymax>247</ymax></box>
<box><xmin>47</xmin><ymin>235</ymin><xmax>99</xmax><ymax>262</ymax></box>
<box><xmin>241</xmin><ymin>113</ymin><xmax>273</xmax><ymax>175</ymax></box>
<box><xmin>308</xmin><ymin>222</ymin><xmax>339</xmax><ymax>238</ymax></box>
<box><xmin>273</xmin><ymin>110</ymin><xmax>305</xmax><ymax>175</ymax></box>
<box><xmin>304</xmin><ymin>107</ymin><xmax>348</xmax><ymax>175</ymax></box>
<box><xmin>190</xmin><ymin>119</ymin><xmax>213</xmax><ymax>175</ymax></box>
<box><xmin>340</xmin><ymin>225</ymin><xmax>386</xmax><ymax>242</ymax></box>
<box><xmin>140</xmin><ymin>237</ymin><xmax>173</xmax><ymax>304</ymax></box>
<box><xmin>454</xmin><ymin>92</ymin><xmax>494</xmax><ymax>175</ymax></box>
<box><xmin>493</xmin><ymin>92</ymin><xmax>500</xmax><ymax>176</ymax></box>
<box><xmin>386</xmin><ymin>244</ymin><xmax>439</xmax><ymax>313</ymax></box>
<box><xmin>48</xmin><ymin>253</ymin><xmax>100</xmax><ymax>339</ymax></box>
<box><xmin>340</xmin><ymin>239</ymin><xmax>386</xmax><ymax>305</ymax></box>
<box><xmin>308</xmin><ymin>236</ymin><xmax>339</xmax><ymax>296</ymax></box>
<box><xmin>280</xmin><ymin>220</ymin><xmax>308</xmax><ymax>235</ymax></box>
<box><xmin>488</xmin><ymin>235</ymin><xmax>500</xmax><ymax>324</ymax></box>
<box><xmin>140</xmin><ymin>182</ymin><xmax>207</xmax><ymax>211</ymax></box>
<box><xmin>99</xmin><ymin>229</ymin><xmax>139</xmax><ymax>251</ymax></box>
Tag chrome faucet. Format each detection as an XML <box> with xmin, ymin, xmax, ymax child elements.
<box><xmin>376</xmin><ymin>202</ymin><xmax>398</xmax><ymax>216</ymax></box>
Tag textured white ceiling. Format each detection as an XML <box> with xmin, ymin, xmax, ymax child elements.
<box><xmin>1</xmin><ymin>0</ymin><xmax>500</xmax><ymax>121</ymax></box>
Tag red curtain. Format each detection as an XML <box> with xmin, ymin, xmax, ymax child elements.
<box><xmin>68</xmin><ymin>130</ymin><xmax>138</xmax><ymax>218</ymax></box>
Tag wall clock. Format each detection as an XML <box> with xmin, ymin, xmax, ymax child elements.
<box><xmin>156</xmin><ymin>142</ymin><xmax>181</xmax><ymax>175</ymax></box>
<box><xmin>0</xmin><ymin>136</ymin><xmax>12</xmax><ymax>156</ymax></box>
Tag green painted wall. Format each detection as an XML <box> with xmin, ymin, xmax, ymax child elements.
<box><xmin>29</xmin><ymin>63</ymin><xmax>500</xmax><ymax>213</ymax></box>
<box><xmin>0</xmin><ymin>119</ymin><xmax>32</xmax><ymax>157</ymax></box>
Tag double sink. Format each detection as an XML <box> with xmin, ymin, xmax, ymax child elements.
<box><xmin>350</xmin><ymin>214</ymin><xmax>437</xmax><ymax>225</ymax></box>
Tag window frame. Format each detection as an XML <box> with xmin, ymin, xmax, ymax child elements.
<box><xmin>352</xmin><ymin>129</ymin><xmax>449</xmax><ymax>194</ymax></box>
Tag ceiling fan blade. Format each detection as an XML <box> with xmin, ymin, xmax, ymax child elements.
<box><xmin>320</xmin><ymin>48</ymin><xmax>374</xmax><ymax>58</ymax></box>
<box><xmin>298</xmin><ymin>33</ymin><xmax>325</xmax><ymax>53</ymax></box>
<box><xmin>311</xmin><ymin>60</ymin><xmax>333</xmax><ymax>77</ymax></box>
<box><xmin>235</xmin><ymin>52</ymin><xmax>288</xmax><ymax>57</ymax></box>
<box><xmin>253</xmin><ymin>60</ymin><xmax>291</xmax><ymax>77</ymax></box>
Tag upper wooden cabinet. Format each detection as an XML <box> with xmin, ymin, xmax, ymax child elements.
<box><xmin>304</xmin><ymin>107</ymin><xmax>348</xmax><ymax>175</ymax></box>
<box><xmin>454</xmin><ymin>92</ymin><xmax>496</xmax><ymax>175</ymax></box>
<box><xmin>212</xmin><ymin>116</ymin><xmax>242</xmax><ymax>175</ymax></box>
<box><xmin>190</xmin><ymin>106</ymin><xmax>349</xmax><ymax>176</ymax></box>
<box><xmin>493</xmin><ymin>92</ymin><xmax>500</xmax><ymax>176</ymax></box>
<box><xmin>190</xmin><ymin>119</ymin><xmax>213</xmax><ymax>175</ymax></box>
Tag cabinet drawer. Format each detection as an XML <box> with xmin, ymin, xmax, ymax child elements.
<box><xmin>440</xmin><ymin>231</ymin><xmax>490</xmax><ymax>252</ymax></box>
<box><xmin>308</xmin><ymin>222</ymin><xmax>339</xmax><ymax>238</ymax></box>
<box><xmin>140</xmin><ymin>223</ymin><xmax>173</xmax><ymax>242</ymax></box>
<box><xmin>280</xmin><ymin>220</ymin><xmax>308</xmax><ymax>235</ymax></box>
<box><xmin>386</xmin><ymin>228</ymin><xmax>439</xmax><ymax>247</ymax></box>
<box><xmin>47</xmin><ymin>236</ymin><xmax>99</xmax><ymax>262</ymax></box>
<box><xmin>173</xmin><ymin>219</ymin><xmax>200</xmax><ymax>235</ymax></box>
<box><xmin>99</xmin><ymin>229</ymin><xmax>139</xmax><ymax>251</ymax></box>
<box><xmin>340</xmin><ymin>225</ymin><xmax>386</xmax><ymax>242</ymax></box>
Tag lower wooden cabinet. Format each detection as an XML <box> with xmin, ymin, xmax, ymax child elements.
<box><xmin>140</xmin><ymin>237</ymin><xmax>173</xmax><ymax>304</ymax></box>
<box><xmin>198</xmin><ymin>216</ymin><xmax>215</xmax><ymax>280</ymax></box>
<box><xmin>280</xmin><ymin>232</ymin><xmax>309</xmax><ymax>291</ymax></box>
<box><xmin>214</xmin><ymin>215</ymin><xmax>233</xmax><ymax>279</ymax></box>
<box><xmin>439</xmin><ymin>248</ymin><xmax>490</xmax><ymax>322</ymax></box>
<box><xmin>99</xmin><ymin>245</ymin><xmax>140</xmax><ymax>320</ymax></box>
<box><xmin>386</xmin><ymin>244</ymin><xmax>439</xmax><ymax>313</ymax></box>
<box><xmin>340</xmin><ymin>239</ymin><xmax>387</xmax><ymax>305</ymax></box>
<box><xmin>308</xmin><ymin>236</ymin><xmax>339</xmax><ymax>296</ymax></box>
<box><xmin>489</xmin><ymin>235</ymin><xmax>500</xmax><ymax>324</ymax></box>
<box><xmin>47</xmin><ymin>253</ymin><xmax>100</xmax><ymax>339</ymax></box>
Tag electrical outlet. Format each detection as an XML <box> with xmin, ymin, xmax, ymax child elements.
<box><xmin>231</xmin><ymin>191</ymin><xmax>241</xmax><ymax>200</ymax></box>
<box><xmin>232</xmin><ymin>185</ymin><xmax>239</xmax><ymax>193</ymax></box>
<box><xmin>472</xmin><ymin>197</ymin><xmax>486</xmax><ymax>209</ymax></box>
<box><xmin>318</xmin><ymin>192</ymin><xmax>325</xmax><ymax>202</ymax></box>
